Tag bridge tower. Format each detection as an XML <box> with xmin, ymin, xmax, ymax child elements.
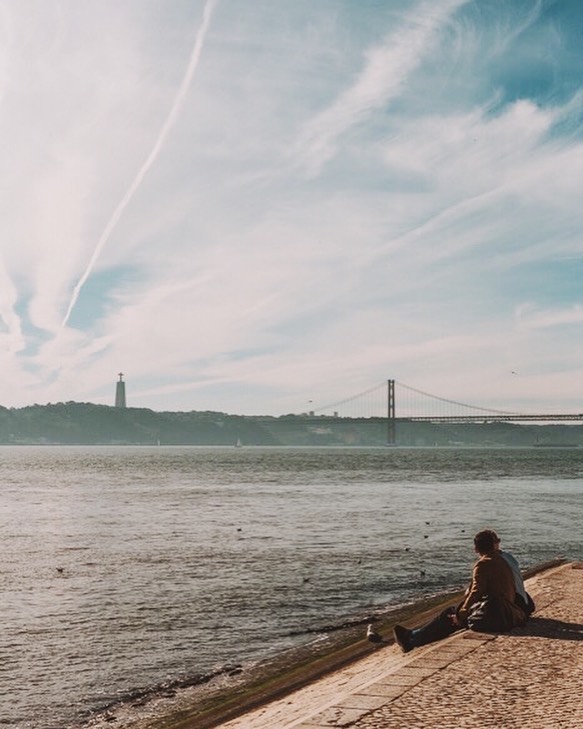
<box><xmin>387</xmin><ymin>379</ymin><xmax>396</xmax><ymax>445</ymax></box>
<box><xmin>115</xmin><ymin>372</ymin><xmax>127</xmax><ymax>408</ymax></box>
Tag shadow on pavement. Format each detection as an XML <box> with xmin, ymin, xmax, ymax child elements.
<box><xmin>512</xmin><ymin>616</ymin><xmax>583</xmax><ymax>641</ymax></box>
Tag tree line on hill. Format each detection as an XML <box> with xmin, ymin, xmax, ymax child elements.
<box><xmin>0</xmin><ymin>402</ymin><xmax>581</xmax><ymax>447</ymax></box>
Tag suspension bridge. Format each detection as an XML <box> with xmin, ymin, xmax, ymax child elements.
<box><xmin>305</xmin><ymin>379</ymin><xmax>583</xmax><ymax>445</ymax></box>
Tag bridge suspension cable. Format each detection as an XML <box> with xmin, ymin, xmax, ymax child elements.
<box><xmin>312</xmin><ymin>381</ymin><xmax>387</xmax><ymax>415</ymax></box>
<box><xmin>394</xmin><ymin>380</ymin><xmax>520</xmax><ymax>416</ymax></box>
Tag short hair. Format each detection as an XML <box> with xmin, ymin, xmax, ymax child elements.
<box><xmin>474</xmin><ymin>530</ymin><xmax>497</xmax><ymax>554</ymax></box>
<box><xmin>481</xmin><ymin>528</ymin><xmax>500</xmax><ymax>544</ymax></box>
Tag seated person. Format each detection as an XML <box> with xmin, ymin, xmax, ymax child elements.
<box><xmin>393</xmin><ymin>529</ymin><xmax>527</xmax><ymax>653</ymax></box>
<box><xmin>487</xmin><ymin>528</ymin><xmax>536</xmax><ymax>615</ymax></box>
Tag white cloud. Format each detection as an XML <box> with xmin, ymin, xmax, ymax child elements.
<box><xmin>0</xmin><ymin>256</ymin><xmax>24</xmax><ymax>354</ymax></box>
<box><xmin>294</xmin><ymin>0</ymin><xmax>469</xmax><ymax>176</ymax></box>
<box><xmin>515</xmin><ymin>303</ymin><xmax>583</xmax><ymax>330</ymax></box>
<box><xmin>61</xmin><ymin>0</ymin><xmax>219</xmax><ymax>328</ymax></box>
<box><xmin>0</xmin><ymin>0</ymin><xmax>583</xmax><ymax>416</ymax></box>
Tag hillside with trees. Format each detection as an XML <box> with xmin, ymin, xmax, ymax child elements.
<box><xmin>0</xmin><ymin>402</ymin><xmax>581</xmax><ymax>447</ymax></box>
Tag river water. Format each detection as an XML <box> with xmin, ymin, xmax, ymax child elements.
<box><xmin>1</xmin><ymin>445</ymin><xmax>581</xmax><ymax>728</ymax></box>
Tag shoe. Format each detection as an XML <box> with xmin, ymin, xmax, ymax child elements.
<box><xmin>366</xmin><ymin>624</ymin><xmax>383</xmax><ymax>644</ymax></box>
<box><xmin>393</xmin><ymin>624</ymin><xmax>413</xmax><ymax>653</ymax></box>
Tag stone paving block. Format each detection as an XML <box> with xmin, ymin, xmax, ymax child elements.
<box><xmin>392</xmin><ymin>665</ymin><xmax>436</xmax><ymax>677</ymax></box>
<box><xmin>357</xmin><ymin>682</ymin><xmax>407</xmax><ymax>699</ymax></box>
<box><xmin>426</xmin><ymin>645</ymin><xmax>477</xmax><ymax>658</ymax></box>
<box><xmin>306</xmin><ymin>705</ymin><xmax>368</xmax><ymax>727</ymax></box>
<box><xmin>372</xmin><ymin>671</ymin><xmax>424</xmax><ymax>686</ymax></box>
<box><xmin>406</xmin><ymin>655</ymin><xmax>457</xmax><ymax>669</ymax></box>
<box><xmin>462</xmin><ymin>632</ymin><xmax>497</xmax><ymax>641</ymax></box>
<box><xmin>336</xmin><ymin>693</ymin><xmax>392</xmax><ymax>711</ymax></box>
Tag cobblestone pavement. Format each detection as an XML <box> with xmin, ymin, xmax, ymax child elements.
<box><xmin>219</xmin><ymin>564</ymin><xmax>583</xmax><ymax>729</ymax></box>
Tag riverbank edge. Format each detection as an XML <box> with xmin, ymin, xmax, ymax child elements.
<box><xmin>127</xmin><ymin>557</ymin><xmax>567</xmax><ymax>729</ymax></box>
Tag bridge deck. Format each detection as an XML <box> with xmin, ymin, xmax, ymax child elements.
<box><xmin>402</xmin><ymin>414</ymin><xmax>583</xmax><ymax>423</ymax></box>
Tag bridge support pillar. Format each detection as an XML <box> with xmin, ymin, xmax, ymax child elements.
<box><xmin>387</xmin><ymin>379</ymin><xmax>396</xmax><ymax>445</ymax></box>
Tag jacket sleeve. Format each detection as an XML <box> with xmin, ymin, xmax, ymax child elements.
<box><xmin>458</xmin><ymin>560</ymin><xmax>488</xmax><ymax>621</ymax></box>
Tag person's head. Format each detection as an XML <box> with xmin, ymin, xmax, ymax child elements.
<box><xmin>481</xmin><ymin>529</ymin><xmax>501</xmax><ymax>550</ymax></box>
<box><xmin>473</xmin><ymin>529</ymin><xmax>497</xmax><ymax>555</ymax></box>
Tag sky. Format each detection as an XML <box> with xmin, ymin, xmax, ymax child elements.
<box><xmin>2</xmin><ymin>0</ymin><xmax>583</xmax><ymax>416</ymax></box>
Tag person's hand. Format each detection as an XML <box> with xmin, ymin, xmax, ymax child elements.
<box><xmin>449</xmin><ymin>612</ymin><xmax>460</xmax><ymax>626</ymax></box>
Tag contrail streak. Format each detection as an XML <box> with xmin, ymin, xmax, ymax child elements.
<box><xmin>62</xmin><ymin>0</ymin><xmax>218</xmax><ymax>327</ymax></box>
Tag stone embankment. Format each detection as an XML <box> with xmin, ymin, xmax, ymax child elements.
<box><xmin>82</xmin><ymin>562</ymin><xmax>582</xmax><ymax>729</ymax></box>
<box><xmin>216</xmin><ymin>562</ymin><xmax>582</xmax><ymax>729</ymax></box>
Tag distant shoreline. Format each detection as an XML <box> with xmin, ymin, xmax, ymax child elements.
<box><xmin>2</xmin><ymin>402</ymin><xmax>583</xmax><ymax>447</ymax></box>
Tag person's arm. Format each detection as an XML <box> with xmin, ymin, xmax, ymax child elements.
<box><xmin>457</xmin><ymin>560</ymin><xmax>488</xmax><ymax>622</ymax></box>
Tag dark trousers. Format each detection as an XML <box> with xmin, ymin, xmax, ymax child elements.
<box><xmin>410</xmin><ymin>606</ymin><xmax>463</xmax><ymax>648</ymax></box>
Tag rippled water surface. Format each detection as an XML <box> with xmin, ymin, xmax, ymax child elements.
<box><xmin>1</xmin><ymin>446</ymin><xmax>582</xmax><ymax>728</ymax></box>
